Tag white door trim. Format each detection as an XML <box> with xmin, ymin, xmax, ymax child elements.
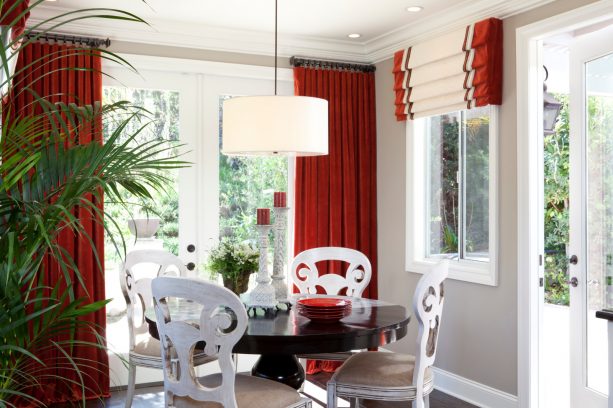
<box><xmin>517</xmin><ymin>2</ymin><xmax>613</xmax><ymax>407</ymax></box>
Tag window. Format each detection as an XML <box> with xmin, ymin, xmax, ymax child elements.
<box><xmin>407</xmin><ymin>105</ymin><xmax>498</xmax><ymax>285</ymax></box>
<box><xmin>217</xmin><ymin>95</ymin><xmax>288</xmax><ymax>243</ymax></box>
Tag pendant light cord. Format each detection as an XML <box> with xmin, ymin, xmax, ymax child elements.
<box><xmin>274</xmin><ymin>0</ymin><xmax>278</xmax><ymax>96</ymax></box>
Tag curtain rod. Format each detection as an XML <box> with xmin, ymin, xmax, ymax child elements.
<box><xmin>26</xmin><ymin>30</ymin><xmax>111</xmax><ymax>48</ymax></box>
<box><xmin>290</xmin><ymin>56</ymin><xmax>376</xmax><ymax>73</ymax></box>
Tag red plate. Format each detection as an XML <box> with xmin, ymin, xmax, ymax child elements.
<box><xmin>296</xmin><ymin>307</ymin><xmax>351</xmax><ymax>313</ymax></box>
<box><xmin>297</xmin><ymin>304</ymin><xmax>351</xmax><ymax>310</ymax></box>
<box><xmin>300</xmin><ymin>312</ymin><xmax>348</xmax><ymax>318</ymax></box>
<box><xmin>297</xmin><ymin>298</ymin><xmax>351</xmax><ymax>308</ymax></box>
<box><xmin>298</xmin><ymin>309</ymin><xmax>350</xmax><ymax>314</ymax></box>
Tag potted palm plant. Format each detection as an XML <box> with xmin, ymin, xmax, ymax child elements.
<box><xmin>207</xmin><ymin>240</ymin><xmax>259</xmax><ymax>295</ymax></box>
<box><xmin>0</xmin><ymin>0</ymin><xmax>186</xmax><ymax>405</ymax></box>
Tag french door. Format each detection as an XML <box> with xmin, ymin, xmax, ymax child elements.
<box><xmin>569</xmin><ymin>26</ymin><xmax>613</xmax><ymax>408</ymax></box>
<box><xmin>102</xmin><ymin>68</ymin><xmax>201</xmax><ymax>386</ymax></box>
<box><xmin>101</xmin><ymin>59</ymin><xmax>294</xmax><ymax>387</ymax></box>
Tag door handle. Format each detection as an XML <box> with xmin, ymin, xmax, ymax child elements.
<box><xmin>566</xmin><ymin>277</ymin><xmax>579</xmax><ymax>287</ymax></box>
<box><xmin>569</xmin><ymin>255</ymin><xmax>578</xmax><ymax>265</ymax></box>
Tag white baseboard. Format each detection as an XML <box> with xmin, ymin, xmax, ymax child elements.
<box><xmin>432</xmin><ymin>366</ymin><xmax>518</xmax><ymax>408</ymax></box>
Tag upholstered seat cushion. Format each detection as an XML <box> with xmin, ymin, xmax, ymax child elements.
<box><xmin>334</xmin><ymin>352</ymin><xmax>433</xmax><ymax>389</ymax></box>
<box><xmin>133</xmin><ymin>332</ymin><xmax>161</xmax><ymax>357</ymax></box>
<box><xmin>172</xmin><ymin>374</ymin><xmax>305</xmax><ymax>408</ymax></box>
<box><xmin>131</xmin><ymin>333</ymin><xmax>216</xmax><ymax>367</ymax></box>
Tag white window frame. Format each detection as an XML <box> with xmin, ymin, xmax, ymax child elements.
<box><xmin>406</xmin><ymin>105</ymin><xmax>499</xmax><ymax>286</ymax></box>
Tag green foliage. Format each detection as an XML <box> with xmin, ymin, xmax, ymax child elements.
<box><xmin>544</xmin><ymin>93</ymin><xmax>570</xmax><ymax>305</ymax></box>
<box><xmin>0</xmin><ymin>1</ymin><xmax>186</xmax><ymax>405</ymax></box>
<box><xmin>156</xmin><ymin>193</ymin><xmax>179</xmax><ymax>254</ymax></box>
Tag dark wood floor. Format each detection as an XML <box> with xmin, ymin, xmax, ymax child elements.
<box><xmin>67</xmin><ymin>373</ymin><xmax>477</xmax><ymax>407</ymax></box>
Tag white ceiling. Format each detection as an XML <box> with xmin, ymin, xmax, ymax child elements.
<box><xmin>32</xmin><ymin>0</ymin><xmax>555</xmax><ymax>62</ymax></box>
<box><xmin>44</xmin><ymin>0</ymin><xmax>458</xmax><ymax>41</ymax></box>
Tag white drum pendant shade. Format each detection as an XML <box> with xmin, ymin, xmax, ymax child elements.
<box><xmin>222</xmin><ymin>95</ymin><xmax>328</xmax><ymax>156</ymax></box>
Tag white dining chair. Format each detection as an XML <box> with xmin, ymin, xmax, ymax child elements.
<box><xmin>120</xmin><ymin>249</ymin><xmax>215</xmax><ymax>408</ymax></box>
<box><xmin>291</xmin><ymin>247</ymin><xmax>372</xmax><ymax>297</ymax></box>
<box><xmin>326</xmin><ymin>261</ymin><xmax>449</xmax><ymax>408</ymax></box>
<box><xmin>151</xmin><ymin>276</ymin><xmax>312</xmax><ymax>408</ymax></box>
<box><xmin>291</xmin><ymin>247</ymin><xmax>372</xmax><ymax>362</ymax></box>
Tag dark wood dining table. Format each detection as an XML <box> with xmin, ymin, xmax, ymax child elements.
<box><xmin>145</xmin><ymin>296</ymin><xmax>410</xmax><ymax>389</ymax></box>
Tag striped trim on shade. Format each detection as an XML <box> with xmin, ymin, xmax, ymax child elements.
<box><xmin>393</xmin><ymin>17</ymin><xmax>503</xmax><ymax>121</ymax></box>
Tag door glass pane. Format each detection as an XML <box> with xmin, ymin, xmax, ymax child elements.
<box><xmin>218</xmin><ymin>95</ymin><xmax>287</xmax><ymax>243</ymax></box>
<box><xmin>585</xmin><ymin>52</ymin><xmax>613</xmax><ymax>394</ymax></box>
<box><xmin>463</xmin><ymin>106</ymin><xmax>490</xmax><ymax>262</ymax></box>
<box><xmin>426</xmin><ymin>112</ymin><xmax>460</xmax><ymax>258</ymax></box>
<box><xmin>103</xmin><ymin>86</ymin><xmax>181</xmax><ymax>356</ymax></box>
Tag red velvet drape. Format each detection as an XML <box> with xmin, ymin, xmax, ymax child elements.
<box><xmin>1</xmin><ymin>0</ymin><xmax>30</xmax><ymax>38</ymax></box>
<box><xmin>11</xmin><ymin>41</ymin><xmax>109</xmax><ymax>404</ymax></box>
<box><xmin>293</xmin><ymin>66</ymin><xmax>378</xmax><ymax>374</ymax></box>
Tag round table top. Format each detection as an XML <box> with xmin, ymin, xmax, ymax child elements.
<box><xmin>145</xmin><ymin>296</ymin><xmax>410</xmax><ymax>355</ymax></box>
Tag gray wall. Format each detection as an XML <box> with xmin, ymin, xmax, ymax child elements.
<box><xmin>375</xmin><ymin>0</ymin><xmax>598</xmax><ymax>396</ymax></box>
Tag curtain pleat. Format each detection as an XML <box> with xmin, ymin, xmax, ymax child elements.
<box><xmin>293</xmin><ymin>66</ymin><xmax>378</xmax><ymax>374</ymax></box>
<box><xmin>10</xmin><ymin>41</ymin><xmax>109</xmax><ymax>405</ymax></box>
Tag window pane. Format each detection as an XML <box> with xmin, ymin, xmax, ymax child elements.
<box><xmin>427</xmin><ymin>112</ymin><xmax>460</xmax><ymax>258</ymax></box>
<box><xmin>463</xmin><ymin>106</ymin><xmax>490</xmax><ymax>262</ymax></box>
<box><xmin>218</xmin><ymin>95</ymin><xmax>287</xmax><ymax>243</ymax></box>
<box><xmin>102</xmin><ymin>86</ymin><xmax>180</xmax><ymax>356</ymax></box>
<box><xmin>103</xmin><ymin>86</ymin><xmax>181</xmax><ymax>261</ymax></box>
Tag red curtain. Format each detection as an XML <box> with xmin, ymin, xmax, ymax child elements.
<box><xmin>11</xmin><ymin>41</ymin><xmax>109</xmax><ymax>404</ymax></box>
<box><xmin>1</xmin><ymin>0</ymin><xmax>30</xmax><ymax>38</ymax></box>
<box><xmin>293</xmin><ymin>66</ymin><xmax>378</xmax><ymax>374</ymax></box>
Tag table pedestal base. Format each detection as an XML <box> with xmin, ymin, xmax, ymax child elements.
<box><xmin>251</xmin><ymin>354</ymin><xmax>305</xmax><ymax>390</ymax></box>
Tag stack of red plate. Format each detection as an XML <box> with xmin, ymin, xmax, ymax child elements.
<box><xmin>296</xmin><ymin>297</ymin><xmax>352</xmax><ymax>323</ymax></box>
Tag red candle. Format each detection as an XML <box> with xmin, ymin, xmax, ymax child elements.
<box><xmin>256</xmin><ymin>208</ymin><xmax>270</xmax><ymax>225</ymax></box>
<box><xmin>274</xmin><ymin>191</ymin><xmax>287</xmax><ymax>207</ymax></box>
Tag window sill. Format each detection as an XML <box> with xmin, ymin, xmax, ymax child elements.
<box><xmin>406</xmin><ymin>258</ymin><xmax>498</xmax><ymax>286</ymax></box>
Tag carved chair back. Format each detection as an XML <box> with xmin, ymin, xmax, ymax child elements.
<box><xmin>120</xmin><ymin>249</ymin><xmax>187</xmax><ymax>352</ymax></box>
<box><xmin>412</xmin><ymin>260</ymin><xmax>449</xmax><ymax>408</ymax></box>
<box><xmin>291</xmin><ymin>247</ymin><xmax>372</xmax><ymax>297</ymax></box>
<box><xmin>151</xmin><ymin>276</ymin><xmax>248</xmax><ymax>408</ymax></box>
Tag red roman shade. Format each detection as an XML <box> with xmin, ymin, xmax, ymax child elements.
<box><xmin>393</xmin><ymin>17</ymin><xmax>502</xmax><ymax>121</ymax></box>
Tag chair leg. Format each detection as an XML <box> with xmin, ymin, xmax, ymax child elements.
<box><xmin>424</xmin><ymin>394</ymin><xmax>430</xmax><ymax>408</ymax></box>
<box><xmin>327</xmin><ymin>382</ymin><xmax>337</xmax><ymax>408</ymax></box>
<box><xmin>125</xmin><ymin>362</ymin><xmax>136</xmax><ymax>408</ymax></box>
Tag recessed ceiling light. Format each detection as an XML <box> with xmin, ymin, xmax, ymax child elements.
<box><xmin>406</xmin><ymin>6</ymin><xmax>423</xmax><ymax>12</ymax></box>
<box><xmin>347</xmin><ymin>33</ymin><xmax>361</xmax><ymax>39</ymax></box>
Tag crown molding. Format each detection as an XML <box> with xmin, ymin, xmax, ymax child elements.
<box><xmin>365</xmin><ymin>0</ymin><xmax>556</xmax><ymax>62</ymax></box>
<box><xmin>29</xmin><ymin>0</ymin><xmax>555</xmax><ymax>64</ymax></box>
<box><xmin>28</xmin><ymin>5</ymin><xmax>370</xmax><ymax>62</ymax></box>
